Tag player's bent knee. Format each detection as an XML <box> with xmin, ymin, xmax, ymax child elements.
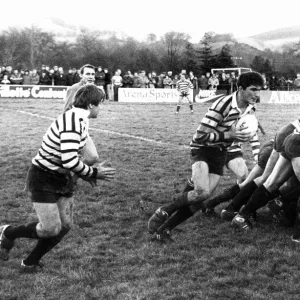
<box><xmin>38</xmin><ymin>223</ymin><xmax>62</xmax><ymax>238</ymax></box>
<box><xmin>193</xmin><ymin>188</ymin><xmax>210</xmax><ymax>201</ymax></box>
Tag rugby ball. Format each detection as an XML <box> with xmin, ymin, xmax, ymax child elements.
<box><xmin>235</xmin><ymin>114</ymin><xmax>258</xmax><ymax>138</ymax></box>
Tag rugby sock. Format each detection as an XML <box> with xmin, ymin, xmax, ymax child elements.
<box><xmin>162</xmin><ymin>192</ymin><xmax>189</xmax><ymax>215</ymax></box>
<box><xmin>205</xmin><ymin>183</ymin><xmax>240</xmax><ymax>209</ymax></box>
<box><xmin>280</xmin><ymin>186</ymin><xmax>300</xmax><ymax>204</ymax></box>
<box><xmin>23</xmin><ymin>227</ymin><xmax>69</xmax><ymax>265</ymax></box>
<box><xmin>189</xmin><ymin>105</ymin><xmax>193</xmax><ymax>111</ymax></box>
<box><xmin>176</xmin><ymin>105</ymin><xmax>180</xmax><ymax>112</ymax></box>
<box><xmin>4</xmin><ymin>222</ymin><xmax>39</xmax><ymax>240</ymax></box>
<box><xmin>226</xmin><ymin>181</ymin><xmax>257</xmax><ymax>212</ymax></box>
<box><xmin>240</xmin><ymin>185</ymin><xmax>277</xmax><ymax>217</ymax></box>
<box><xmin>182</xmin><ymin>178</ymin><xmax>194</xmax><ymax>193</ymax></box>
<box><xmin>157</xmin><ymin>206</ymin><xmax>194</xmax><ymax>233</ymax></box>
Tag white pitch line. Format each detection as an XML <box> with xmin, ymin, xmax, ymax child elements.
<box><xmin>18</xmin><ymin>110</ymin><xmax>190</xmax><ymax>150</ymax></box>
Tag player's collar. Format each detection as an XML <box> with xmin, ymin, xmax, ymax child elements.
<box><xmin>232</xmin><ymin>92</ymin><xmax>254</xmax><ymax>116</ymax></box>
<box><xmin>72</xmin><ymin>107</ymin><xmax>90</xmax><ymax>120</ymax></box>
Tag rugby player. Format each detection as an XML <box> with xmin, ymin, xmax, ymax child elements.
<box><xmin>175</xmin><ymin>74</ymin><xmax>194</xmax><ymax>114</ymax></box>
<box><xmin>63</xmin><ymin>64</ymin><xmax>100</xmax><ymax>184</ymax></box>
<box><xmin>232</xmin><ymin>122</ymin><xmax>300</xmax><ymax>232</ymax></box>
<box><xmin>222</xmin><ymin>120</ymin><xmax>300</xmax><ymax>222</ymax></box>
<box><xmin>0</xmin><ymin>85</ymin><xmax>116</xmax><ymax>270</ymax></box>
<box><xmin>147</xmin><ymin>72</ymin><xmax>264</xmax><ymax>241</ymax></box>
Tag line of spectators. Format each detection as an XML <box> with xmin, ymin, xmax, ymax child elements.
<box><xmin>0</xmin><ymin>65</ymin><xmax>81</xmax><ymax>86</ymax></box>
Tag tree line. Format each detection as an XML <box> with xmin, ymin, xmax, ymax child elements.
<box><xmin>1</xmin><ymin>26</ymin><xmax>300</xmax><ymax>78</ymax></box>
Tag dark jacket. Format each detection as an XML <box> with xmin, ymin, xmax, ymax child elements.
<box><xmin>55</xmin><ymin>73</ymin><xmax>67</xmax><ymax>86</ymax></box>
<box><xmin>95</xmin><ymin>70</ymin><xmax>106</xmax><ymax>86</ymax></box>
<box><xmin>39</xmin><ymin>74</ymin><xmax>52</xmax><ymax>85</ymax></box>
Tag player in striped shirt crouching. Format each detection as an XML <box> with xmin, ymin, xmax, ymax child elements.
<box><xmin>0</xmin><ymin>85</ymin><xmax>116</xmax><ymax>271</ymax></box>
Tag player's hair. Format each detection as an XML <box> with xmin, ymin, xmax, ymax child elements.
<box><xmin>237</xmin><ymin>72</ymin><xmax>264</xmax><ymax>90</ymax></box>
<box><xmin>73</xmin><ymin>85</ymin><xmax>105</xmax><ymax>109</ymax></box>
<box><xmin>80</xmin><ymin>64</ymin><xmax>96</xmax><ymax>75</ymax></box>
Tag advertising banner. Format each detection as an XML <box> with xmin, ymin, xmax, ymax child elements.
<box><xmin>0</xmin><ymin>85</ymin><xmax>67</xmax><ymax>100</ymax></box>
<box><xmin>118</xmin><ymin>88</ymin><xmax>179</xmax><ymax>103</ymax></box>
<box><xmin>259</xmin><ymin>91</ymin><xmax>300</xmax><ymax>104</ymax></box>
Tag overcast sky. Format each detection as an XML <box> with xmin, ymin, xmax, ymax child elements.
<box><xmin>1</xmin><ymin>0</ymin><xmax>300</xmax><ymax>42</ymax></box>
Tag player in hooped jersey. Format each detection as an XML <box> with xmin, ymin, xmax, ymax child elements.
<box><xmin>175</xmin><ymin>74</ymin><xmax>194</xmax><ymax>114</ymax></box>
<box><xmin>0</xmin><ymin>85</ymin><xmax>116</xmax><ymax>270</ymax></box>
<box><xmin>147</xmin><ymin>72</ymin><xmax>264</xmax><ymax>241</ymax></box>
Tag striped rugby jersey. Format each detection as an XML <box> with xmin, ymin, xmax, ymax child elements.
<box><xmin>190</xmin><ymin>92</ymin><xmax>256</xmax><ymax>149</ymax></box>
<box><xmin>32</xmin><ymin>107</ymin><xmax>95</xmax><ymax>177</ymax></box>
<box><xmin>176</xmin><ymin>79</ymin><xmax>194</xmax><ymax>95</ymax></box>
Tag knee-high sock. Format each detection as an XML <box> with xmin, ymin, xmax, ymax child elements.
<box><xmin>162</xmin><ymin>192</ymin><xmax>189</xmax><ymax>216</ymax></box>
<box><xmin>226</xmin><ymin>181</ymin><xmax>257</xmax><ymax>212</ymax></box>
<box><xmin>4</xmin><ymin>222</ymin><xmax>39</xmax><ymax>240</ymax></box>
<box><xmin>205</xmin><ymin>183</ymin><xmax>240</xmax><ymax>209</ymax></box>
<box><xmin>240</xmin><ymin>185</ymin><xmax>278</xmax><ymax>217</ymax></box>
<box><xmin>23</xmin><ymin>227</ymin><xmax>70</xmax><ymax>265</ymax></box>
<box><xmin>157</xmin><ymin>206</ymin><xmax>194</xmax><ymax>233</ymax></box>
<box><xmin>281</xmin><ymin>186</ymin><xmax>300</xmax><ymax>204</ymax></box>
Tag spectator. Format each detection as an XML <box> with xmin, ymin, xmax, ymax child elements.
<box><xmin>147</xmin><ymin>72</ymin><xmax>156</xmax><ymax>88</ymax></box>
<box><xmin>157</xmin><ymin>72</ymin><xmax>165</xmax><ymax>88</ymax></box>
<box><xmin>53</xmin><ymin>66</ymin><xmax>59</xmax><ymax>77</ymax></box>
<box><xmin>218</xmin><ymin>72</ymin><xmax>229</xmax><ymax>94</ymax></box>
<box><xmin>48</xmin><ymin>69</ymin><xmax>55</xmax><ymax>86</ymax></box>
<box><xmin>293</xmin><ymin>74</ymin><xmax>300</xmax><ymax>90</ymax></box>
<box><xmin>10</xmin><ymin>69</ymin><xmax>23</xmax><ymax>85</ymax></box>
<box><xmin>151</xmin><ymin>72</ymin><xmax>158</xmax><ymax>88</ymax></box>
<box><xmin>30</xmin><ymin>69</ymin><xmax>40</xmax><ymax>85</ymax></box>
<box><xmin>66</xmin><ymin>69</ymin><xmax>74</xmax><ymax>86</ymax></box>
<box><xmin>95</xmin><ymin>66</ymin><xmax>106</xmax><ymax>87</ymax></box>
<box><xmin>22</xmin><ymin>70</ymin><xmax>31</xmax><ymax>85</ymax></box>
<box><xmin>20</xmin><ymin>69</ymin><xmax>25</xmax><ymax>77</ymax></box>
<box><xmin>163</xmin><ymin>75</ymin><xmax>172</xmax><ymax>89</ymax></box>
<box><xmin>111</xmin><ymin>70</ymin><xmax>123</xmax><ymax>101</ymax></box>
<box><xmin>138</xmin><ymin>70</ymin><xmax>149</xmax><ymax>88</ymax></box>
<box><xmin>172</xmin><ymin>74</ymin><xmax>179</xmax><ymax>88</ymax></box>
<box><xmin>228</xmin><ymin>72</ymin><xmax>237</xmax><ymax>93</ymax></box>
<box><xmin>286</xmin><ymin>77</ymin><xmax>294</xmax><ymax>91</ymax></box>
<box><xmin>198</xmin><ymin>74</ymin><xmax>208</xmax><ymax>90</ymax></box>
<box><xmin>39</xmin><ymin>64</ymin><xmax>48</xmax><ymax>76</ymax></box>
<box><xmin>208</xmin><ymin>73</ymin><xmax>219</xmax><ymax>90</ymax></box>
<box><xmin>261</xmin><ymin>73</ymin><xmax>270</xmax><ymax>90</ymax></box>
<box><xmin>123</xmin><ymin>71</ymin><xmax>134</xmax><ymax>88</ymax></box>
<box><xmin>1</xmin><ymin>74</ymin><xmax>11</xmax><ymax>85</ymax></box>
<box><xmin>73</xmin><ymin>68</ymin><xmax>81</xmax><ymax>84</ymax></box>
<box><xmin>55</xmin><ymin>67</ymin><xmax>67</xmax><ymax>86</ymax></box>
<box><xmin>189</xmin><ymin>71</ymin><xmax>198</xmax><ymax>89</ymax></box>
<box><xmin>39</xmin><ymin>70</ymin><xmax>52</xmax><ymax>85</ymax></box>
<box><xmin>4</xmin><ymin>66</ymin><xmax>12</xmax><ymax>79</ymax></box>
<box><xmin>132</xmin><ymin>72</ymin><xmax>141</xmax><ymax>88</ymax></box>
<box><xmin>269</xmin><ymin>74</ymin><xmax>278</xmax><ymax>90</ymax></box>
<box><xmin>104</xmin><ymin>68</ymin><xmax>111</xmax><ymax>100</ymax></box>
<box><xmin>278</xmin><ymin>76</ymin><xmax>287</xmax><ymax>91</ymax></box>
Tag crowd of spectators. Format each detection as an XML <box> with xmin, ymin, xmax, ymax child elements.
<box><xmin>1</xmin><ymin>65</ymin><xmax>300</xmax><ymax>94</ymax></box>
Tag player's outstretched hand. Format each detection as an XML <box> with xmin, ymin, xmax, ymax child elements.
<box><xmin>96</xmin><ymin>161</ymin><xmax>116</xmax><ymax>181</ymax></box>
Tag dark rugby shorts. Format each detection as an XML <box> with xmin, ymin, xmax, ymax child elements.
<box><xmin>190</xmin><ymin>147</ymin><xmax>227</xmax><ymax>176</ymax></box>
<box><xmin>26</xmin><ymin>164</ymin><xmax>74</xmax><ymax>203</ymax></box>
<box><xmin>281</xmin><ymin>133</ymin><xmax>300</xmax><ymax>160</ymax></box>
<box><xmin>226</xmin><ymin>151</ymin><xmax>243</xmax><ymax>168</ymax></box>
<box><xmin>257</xmin><ymin>140</ymin><xmax>274</xmax><ymax>169</ymax></box>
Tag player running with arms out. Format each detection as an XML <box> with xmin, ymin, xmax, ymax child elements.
<box><xmin>0</xmin><ymin>85</ymin><xmax>116</xmax><ymax>271</ymax></box>
<box><xmin>175</xmin><ymin>74</ymin><xmax>194</xmax><ymax>114</ymax></box>
<box><xmin>148</xmin><ymin>72</ymin><xmax>264</xmax><ymax>241</ymax></box>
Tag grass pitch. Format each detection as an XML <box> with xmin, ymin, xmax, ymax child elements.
<box><xmin>1</xmin><ymin>98</ymin><xmax>300</xmax><ymax>300</ymax></box>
